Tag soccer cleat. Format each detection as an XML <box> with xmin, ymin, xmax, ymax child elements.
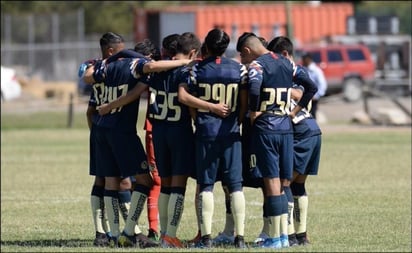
<box><xmin>147</xmin><ymin>228</ymin><xmax>160</xmax><ymax>242</ymax></box>
<box><xmin>260</xmin><ymin>237</ymin><xmax>282</xmax><ymax>249</ymax></box>
<box><xmin>93</xmin><ymin>232</ymin><xmax>110</xmax><ymax>247</ymax></box>
<box><xmin>288</xmin><ymin>233</ymin><xmax>299</xmax><ymax>247</ymax></box>
<box><xmin>296</xmin><ymin>232</ymin><xmax>310</xmax><ymax>246</ymax></box>
<box><xmin>118</xmin><ymin>232</ymin><xmax>136</xmax><ymax>247</ymax></box>
<box><xmin>109</xmin><ymin>236</ymin><xmax>119</xmax><ymax>248</ymax></box>
<box><xmin>253</xmin><ymin>232</ymin><xmax>269</xmax><ymax>245</ymax></box>
<box><xmin>161</xmin><ymin>234</ymin><xmax>184</xmax><ymax>248</ymax></box>
<box><xmin>187</xmin><ymin>230</ymin><xmax>201</xmax><ymax>245</ymax></box>
<box><xmin>280</xmin><ymin>234</ymin><xmax>289</xmax><ymax>248</ymax></box>
<box><xmin>213</xmin><ymin>231</ymin><xmax>235</xmax><ymax>245</ymax></box>
<box><xmin>234</xmin><ymin>235</ymin><xmax>247</xmax><ymax>248</ymax></box>
<box><xmin>194</xmin><ymin>235</ymin><xmax>212</xmax><ymax>248</ymax></box>
<box><xmin>135</xmin><ymin>233</ymin><xmax>160</xmax><ymax>248</ymax></box>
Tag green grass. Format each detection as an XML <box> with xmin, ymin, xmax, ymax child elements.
<box><xmin>1</xmin><ymin>111</ymin><xmax>411</xmax><ymax>252</ymax></box>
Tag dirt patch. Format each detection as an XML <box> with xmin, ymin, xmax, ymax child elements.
<box><xmin>19</xmin><ymin>78</ymin><xmax>77</xmax><ymax>105</ymax></box>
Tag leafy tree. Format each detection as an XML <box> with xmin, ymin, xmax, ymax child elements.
<box><xmin>355</xmin><ymin>1</ymin><xmax>411</xmax><ymax>35</ymax></box>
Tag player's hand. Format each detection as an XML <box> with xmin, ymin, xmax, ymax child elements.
<box><xmin>210</xmin><ymin>103</ymin><xmax>229</xmax><ymax>118</ymax></box>
<box><xmin>97</xmin><ymin>103</ymin><xmax>111</xmax><ymax>115</ymax></box>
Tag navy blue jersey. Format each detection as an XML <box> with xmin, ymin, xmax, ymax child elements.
<box><xmin>293</xmin><ymin>64</ymin><xmax>318</xmax><ymax>108</ymax></box>
<box><xmin>147</xmin><ymin>66</ymin><xmax>192</xmax><ymax>128</ymax></box>
<box><xmin>89</xmin><ymin>83</ymin><xmax>105</xmax><ymax>124</ymax></box>
<box><xmin>290</xmin><ymin>70</ymin><xmax>322</xmax><ymax>140</ymax></box>
<box><xmin>148</xmin><ymin>65</ymin><xmax>196</xmax><ymax>178</ymax></box>
<box><xmin>186</xmin><ymin>56</ymin><xmax>248</xmax><ymax>141</ymax></box>
<box><xmin>248</xmin><ymin>52</ymin><xmax>317</xmax><ymax>134</ymax></box>
<box><xmin>93</xmin><ymin>57</ymin><xmax>150</xmax><ymax>132</ymax></box>
<box><xmin>291</xmin><ymin>99</ymin><xmax>322</xmax><ymax>140</ymax></box>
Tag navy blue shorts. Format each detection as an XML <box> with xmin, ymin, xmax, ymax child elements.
<box><xmin>241</xmin><ymin>122</ymin><xmax>263</xmax><ymax>188</ymax></box>
<box><xmin>89</xmin><ymin>124</ymin><xmax>97</xmax><ymax>176</ymax></box>
<box><xmin>95</xmin><ymin>126</ymin><xmax>149</xmax><ymax>178</ymax></box>
<box><xmin>152</xmin><ymin>124</ymin><xmax>195</xmax><ymax>178</ymax></box>
<box><xmin>242</xmin><ymin>169</ymin><xmax>264</xmax><ymax>188</ymax></box>
<box><xmin>294</xmin><ymin>135</ymin><xmax>321</xmax><ymax>176</ymax></box>
<box><xmin>253</xmin><ymin>132</ymin><xmax>293</xmax><ymax>180</ymax></box>
<box><xmin>195</xmin><ymin>139</ymin><xmax>243</xmax><ymax>187</ymax></box>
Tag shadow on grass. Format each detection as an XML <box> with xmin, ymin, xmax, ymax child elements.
<box><xmin>1</xmin><ymin>239</ymin><xmax>92</xmax><ymax>247</ymax></box>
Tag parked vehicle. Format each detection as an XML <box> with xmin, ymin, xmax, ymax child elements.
<box><xmin>295</xmin><ymin>44</ymin><xmax>376</xmax><ymax>102</ymax></box>
<box><xmin>1</xmin><ymin>66</ymin><xmax>22</xmax><ymax>102</ymax></box>
<box><xmin>331</xmin><ymin>34</ymin><xmax>411</xmax><ymax>98</ymax></box>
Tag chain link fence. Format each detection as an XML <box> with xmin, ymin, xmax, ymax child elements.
<box><xmin>1</xmin><ymin>9</ymin><xmax>133</xmax><ymax>82</ymax></box>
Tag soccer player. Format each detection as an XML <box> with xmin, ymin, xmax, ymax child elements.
<box><xmin>236</xmin><ymin>32</ymin><xmax>317</xmax><ymax>249</ymax></box>
<box><xmin>117</xmin><ymin>33</ymin><xmax>199</xmax><ymax>248</ymax></box>
<box><xmin>79</xmin><ymin>32</ymin><xmax>133</xmax><ymax>247</ymax></box>
<box><xmin>212</xmin><ymin>36</ymin><xmax>269</xmax><ymax>247</ymax></box>
<box><xmin>268</xmin><ymin>36</ymin><xmax>322</xmax><ymax>246</ymax></box>
<box><xmin>178</xmin><ymin>28</ymin><xmax>248</xmax><ymax>249</ymax></box>
<box><xmin>83</xmin><ymin>46</ymin><xmax>190</xmax><ymax>248</ymax></box>
<box><xmin>133</xmin><ymin>39</ymin><xmax>162</xmax><ymax>241</ymax></box>
<box><xmin>147</xmin><ymin>32</ymin><xmax>202</xmax><ymax>248</ymax></box>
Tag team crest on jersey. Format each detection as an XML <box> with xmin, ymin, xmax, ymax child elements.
<box><xmin>141</xmin><ymin>160</ymin><xmax>148</xmax><ymax>170</ymax></box>
<box><xmin>249</xmin><ymin>62</ymin><xmax>263</xmax><ymax>75</ymax></box>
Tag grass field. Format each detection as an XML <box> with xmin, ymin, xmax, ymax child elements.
<box><xmin>1</xmin><ymin>111</ymin><xmax>411</xmax><ymax>252</ymax></box>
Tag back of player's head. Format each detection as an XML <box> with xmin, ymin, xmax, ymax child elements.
<box><xmin>100</xmin><ymin>32</ymin><xmax>124</xmax><ymax>52</ymax></box>
<box><xmin>258</xmin><ymin>37</ymin><xmax>268</xmax><ymax>48</ymax></box>
<box><xmin>162</xmin><ymin>33</ymin><xmax>180</xmax><ymax>59</ymax></box>
<box><xmin>134</xmin><ymin>39</ymin><xmax>161</xmax><ymax>60</ymax></box>
<box><xmin>200</xmin><ymin>42</ymin><xmax>208</xmax><ymax>59</ymax></box>
<box><xmin>236</xmin><ymin>32</ymin><xmax>257</xmax><ymax>52</ymax></box>
<box><xmin>205</xmin><ymin>28</ymin><xmax>230</xmax><ymax>56</ymax></box>
<box><xmin>176</xmin><ymin>32</ymin><xmax>201</xmax><ymax>56</ymax></box>
<box><xmin>267</xmin><ymin>36</ymin><xmax>294</xmax><ymax>56</ymax></box>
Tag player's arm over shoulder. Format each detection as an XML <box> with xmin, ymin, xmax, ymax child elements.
<box><xmin>83</xmin><ymin>59</ymin><xmax>107</xmax><ymax>84</ymax></box>
<box><xmin>142</xmin><ymin>59</ymin><xmax>192</xmax><ymax>73</ymax></box>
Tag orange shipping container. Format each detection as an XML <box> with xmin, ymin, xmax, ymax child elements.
<box><xmin>134</xmin><ymin>2</ymin><xmax>354</xmax><ymax>47</ymax></box>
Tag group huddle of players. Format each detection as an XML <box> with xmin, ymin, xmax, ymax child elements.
<box><xmin>79</xmin><ymin>28</ymin><xmax>321</xmax><ymax>249</ymax></box>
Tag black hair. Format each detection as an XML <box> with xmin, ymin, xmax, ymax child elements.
<box><xmin>236</xmin><ymin>32</ymin><xmax>257</xmax><ymax>52</ymax></box>
<box><xmin>134</xmin><ymin>39</ymin><xmax>161</xmax><ymax>60</ymax></box>
<box><xmin>205</xmin><ymin>28</ymin><xmax>230</xmax><ymax>56</ymax></box>
<box><xmin>99</xmin><ymin>32</ymin><xmax>124</xmax><ymax>52</ymax></box>
<box><xmin>176</xmin><ymin>32</ymin><xmax>201</xmax><ymax>55</ymax></box>
<box><xmin>200</xmin><ymin>42</ymin><xmax>207</xmax><ymax>58</ymax></box>
<box><xmin>267</xmin><ymin>36</ymin><xmax>294</xmax><ymax>56</ymax></box>
<box><xmin>162</xmin><ymin>33</ymin><xmax>180</xmax><ymax>58</ymax></box>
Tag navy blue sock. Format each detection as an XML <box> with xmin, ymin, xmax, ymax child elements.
<box><xmin>265</xmin><ymin>195</ymin><xmax>283</xmax><ymax>216</ymax></box>
<box><xmin>91</xmin><ymin>185</ymin><xmax>104</xmax><ymax>197</ymax></box>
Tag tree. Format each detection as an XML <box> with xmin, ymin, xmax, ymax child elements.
<box><xmin>355</xmin><ymin>1</ymin><xmax>411</xmax><ymax>35</ymax></box>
